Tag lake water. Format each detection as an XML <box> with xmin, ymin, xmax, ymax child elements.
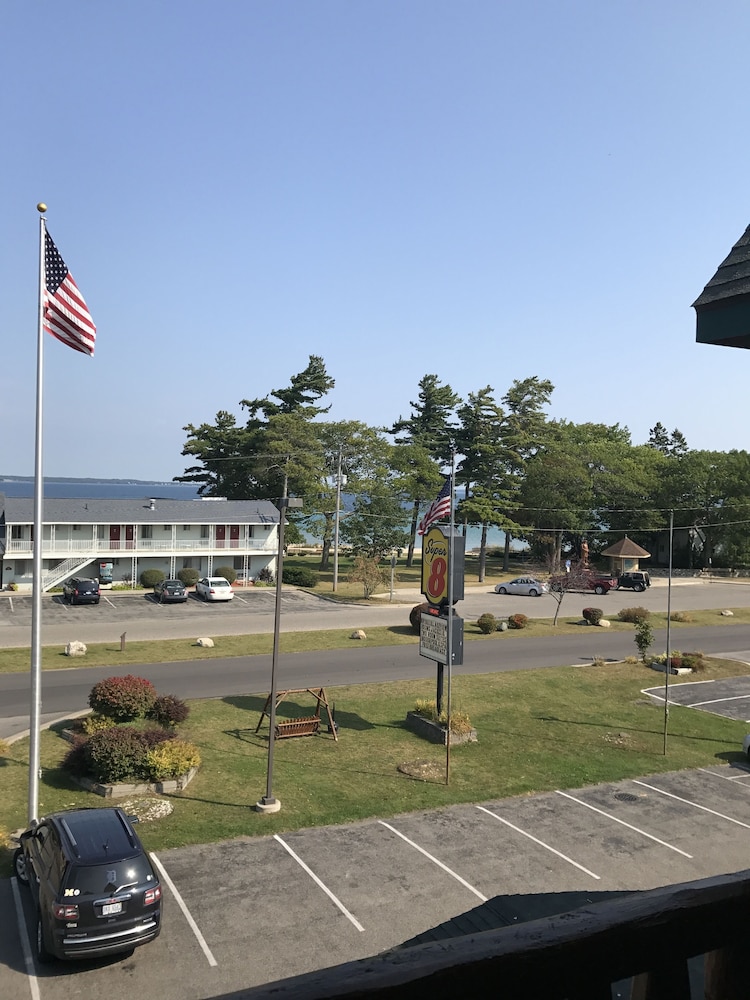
<box><xmin>0</xmin><ymin>479</ymin><xmax>509</xmax><ymax>552</ymax></box>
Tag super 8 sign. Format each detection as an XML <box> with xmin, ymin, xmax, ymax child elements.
<box><xmin>421</xmin><ymin>527</ymin><xmax>450</xmax><ymax>605</ymax></box>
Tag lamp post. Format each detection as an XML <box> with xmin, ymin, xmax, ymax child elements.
<box><xmin>255</xmin><ymin>484</ymin><xmax>302</xmax><ymax>814</ymax></box>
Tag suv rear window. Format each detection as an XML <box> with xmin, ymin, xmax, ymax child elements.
<box><xmin>64</xmin><ymin>857</ymin><xmax>157</xmax><ymax>895</ymax></box>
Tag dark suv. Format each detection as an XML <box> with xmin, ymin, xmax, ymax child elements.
<box><xmin>13</xmin><ymin>807</ymin><xmax>162</xmax><ymax>963</ymax></box>
<box><xmin>62</xmin><ymin>578</ymin><xmax>100</xmax><ymax>605</ymax></box>
<box><xmin>617</xmin><ymin>571</ymin><xmax>651</xmax><ymax>592</ymax></box>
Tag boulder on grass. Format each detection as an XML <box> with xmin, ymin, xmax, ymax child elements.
<box><xmin>721</xmin><ymin>610</ymin><xmax>734</xmax><ymax>617</ymax></box>
<box><xmin>65</xmin><ymin>641</ymin><xmax>87</xmax><ymax>657</ymax></box>
<box><xmin>195</xmin><ymin>637</ymin><xmax>215</xmax><ymax>648</ymax></box>
<box><xmin>350</xmin><ymin>629</ymin><xmax>367</xmax><ymax>640</ymax></box>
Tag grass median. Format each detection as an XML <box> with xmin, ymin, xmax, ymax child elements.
<box><xmin>2</xmin><ymin>606</ymin><xmax>750</xmax><ymax>674</ymax></box>
<box><xmin>2</xmin><ymin>652</ymin><xmax>749</xmax><ymax>871</ymax></box>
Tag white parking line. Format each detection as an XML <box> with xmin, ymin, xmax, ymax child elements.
<box><xmin>686</xmin><ymin>694</ymin><xmax>750</xmax><ymax>708</ymax></box>
<box><xmin>555</xmin><ymin>791</ymin><xmax>693</xmax><ymax>858</ymax></box>
<box><xmin>379</xmin><ymin>821</ymin><xmax>488</xmax><ymax>901</ymax></box>
<box><xmin>149</xmin><ymin>852</ymin><xmax>218</xmax><ymax>965</ymax></box>
<box><xmin>696</xmin><ymin>766</ymin><xmax>750</xmax><ymax>782</ymax></box>
<box><xmin>102</xmin><ymin>595</ymin><xmax>116</xmax><ymax>607</ymax></box>
<box><xmin>476</xmin><ymin>806</ymin><xmax>601</xmax><ymax>880</ymax></box>
<box><xmin>10</xmin><ymin>877</ymin><xmax>41</xmax><ymax>1000</ymax></box>
<box><xmin>274</xmin><ymin>835</ymin><xmax>364</xmax><ymax>931</ymax></box>
<box><xmin>633</xmin><ymin>781</ymin><xmax>750</xmax><ymax>829</ymax></box>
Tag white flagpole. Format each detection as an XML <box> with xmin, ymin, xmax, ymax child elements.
<box><xmin>28</xmin><ymin>204</ymin><xmax>47</xmax><ymax>822</ymax></box>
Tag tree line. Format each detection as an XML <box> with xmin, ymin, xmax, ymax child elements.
<box><xmin>175</xmin><ymin>356</ymin><xmax>750</xmax><ymax>577</ymax></box>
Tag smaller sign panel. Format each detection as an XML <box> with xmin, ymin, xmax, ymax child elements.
<box><xmin>419</xmin><ymin>612</ymin><xmax>464</xmax><ymax>665</ymax></box>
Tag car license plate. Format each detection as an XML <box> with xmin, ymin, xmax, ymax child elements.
<box><xmin>102</xmin><ymin>902</ymin><xmax>122</xmax><ymax>915</ymax></box>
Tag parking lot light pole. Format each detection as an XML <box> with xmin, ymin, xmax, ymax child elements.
<box><xmin>256</xmin><ymin>488</ymin><xmax>302</xmax><ymax>814</ymax></box>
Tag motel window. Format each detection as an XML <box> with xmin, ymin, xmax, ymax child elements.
<box><xmin>142</xmin><ymin>526</ymin><xmax>152</xmax><ymax>539</ymax></box>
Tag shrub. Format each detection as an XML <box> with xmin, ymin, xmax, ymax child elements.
<box><xmin>582</xmin><ymin>607</ymin><xmax>603</xmax><ymax>626</ymax></box>
<box><xmin>81</xmin><ymin>713</ymin><xmax>117</xmax><ymax>735</ymax></box>
<box><xmin>7</xmin><ymin>581</ymin><xmax>18</xmax><ymax>591</ymax></box>
<box><xmin>140</xmin><ymin>568</ymin><xmax>165</xmax><ymax>588</ymax></box>
<box><xmin>670</xmin><ymin>610</ymin><xmax>694</xmax><ymax>623</ymax></box>
<box><xmin>80</xmin><ymin>726</ymin><xmax>174</xmax><ymax>783</ymax></box>
<box><xmin>682</xmin><ymin>651</ymin><xmax>707</xmax><ymax>673</ymax></box>
<box><xmin>282</xmin><ymin>565</ymin><xmax>319</xmax><ymax>588</ymax></box>
<box><xmin>413</xmin><ymin>699</ymin><xmax>473</xmax><ymax>735</ymax></box>
<box><xmin>508</xmin><ymin>613</ymin><xmax>528</xmax><ymax>629</ymax></box>
<box><xmin>477</xmin><ymin>613</ymin><xmax>498</xmax><ymax>634</ymax></box>
<box><xmin>88</xmin><ymin>675</ymin><xmax>157</xmax><ymax>721</ymax></box>
<box><xmin>618</xmin><ymin>606</ymin><xmax>651</xmax><ymax>624</ymax></box>
<box><xmin>214</xmin><ymin>566</ymin><xmax>237</xmax><ymax>584</ymax></box>
<box><xmin>0</xmin><ymin>737</ymin><xmax>10</xmax><ymax>757</ymax></box>
<box><xmin>145</xmin><ymin>739</ymin><xmax>201</xmax><ymax>780</ymax></box>
<box><xmin>634</xmin><ymin>619</ymin><xmax>654</xmax><ymax>660</ymax></box>
<box><xmin>61</xmin><ymin>735</ymin><xmax>90</xmax><ymax>777</ymax></box>
<box><xmin>178</xmin><ymin>568</ymin><xmax>200</xmax><ymax>587</ymax></box>
<box><xmin>257</xmin><ymin>566</ymin><xmax>274</xmax><ymax>585</ymax></box>
<box><xmin>409</xmin><ymin>603</ymin><xmax>431</xmax><ymax>634</ymax></box>
<box><xmin>148</xmin><ymin>694</ymin><xmax>190</xmax><ymax>728</ymax></box>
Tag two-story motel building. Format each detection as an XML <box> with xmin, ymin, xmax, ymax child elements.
<box><xmin>0</xmin><ymin>494</ymin><xmax>281</xmax><ymax>591</ymax></box>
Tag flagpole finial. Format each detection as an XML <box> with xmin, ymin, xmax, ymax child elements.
<box><xmin>37</xmin><ymin>203</ymin><xmax>47</xmax><ymax>214</ymax></box>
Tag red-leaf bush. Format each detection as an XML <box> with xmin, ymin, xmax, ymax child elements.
<box><xmin>409</xmin><ymin>602</ymin><xmax>431</xmax><ymax>634</ymax></box>
<box><xmin>80</xmin><ymin>726</ymin><xmax>175</xmax><ymax>783</ymax></box>
<box><xmin>88</xmin><ymin>675</ymin><xmax>157</xmax><ymax>721</ymax></box>
<box><xmin>582</xmin><ymin>607</ymin><xmax>603</xmax><ymax>625</ymax></box>
<box><xmin>148</xmin><ymin>694</ymin><xmax>190</xmax><ymax>728</ymax></box>
<box><xmin>508</xmin><ymin>613</ymin><xmax>528</xmax><ymax>629</ymax></box>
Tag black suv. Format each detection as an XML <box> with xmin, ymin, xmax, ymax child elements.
<box><xmin>13</xmin><ymin>807</ymin><xmax>161</xmax><ymax>963</ymax></box>
<box><xmin>617</xmin><ymin>571</ymin><xmax>651</xmax><ymax>592</ymax></box>
<box><xmin>62</xmin><ymin>578</ymin><xmax>100</xmax><ymax>605</ymax></box>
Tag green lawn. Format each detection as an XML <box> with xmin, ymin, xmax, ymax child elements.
<box><xmin>2</xmin><ymin>654</ymin><xmax>748</xmax><ymax>871</ymax></box>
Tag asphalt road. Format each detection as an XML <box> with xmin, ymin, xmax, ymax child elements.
<box><xmin>3</xmin><ymin>618</ymin><xmax>750</xmax><ymax>741</ymax></box>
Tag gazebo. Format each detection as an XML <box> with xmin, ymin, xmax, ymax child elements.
<box><xmin>601</xmin><ymin>536</ymin><xmax>650</xmax><ymax>577</ymax></box>
<box><xmin>693</xmin><ymin>223</ymin><xmax>750</xmax><ymax>349</ymax></box>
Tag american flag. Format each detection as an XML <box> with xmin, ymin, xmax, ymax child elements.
<box><xmin>43</xmin><ymin>230</ymin><xmax>96</xmax><ymax>356</ymax></box>
<box><xmin>417</xmin><ymin>476</ymin><xmax>452</xmax><ymax>535</ymax></box>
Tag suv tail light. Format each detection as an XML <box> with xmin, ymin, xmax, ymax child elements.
<box><xmin>53</xmin><ymin>902</ymin><xmax>79</xmax><ymax>919</ymax></box>
<box><xmin>144</xmin><ymin>886</ymin><xmax>161</xmax><ymax>906</ymax></box>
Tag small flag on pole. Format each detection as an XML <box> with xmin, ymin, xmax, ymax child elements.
<box><xmin>418</xmin><ymin>476</ymin><xmax>452</xmax><ymax>535</ymax></box>
<box><xmin>43</xmin><ymin>230</ymin><xmax>96</xmax><ymax>356</ymax></box>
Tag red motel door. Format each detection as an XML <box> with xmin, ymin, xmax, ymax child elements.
<box><xmin>216</xmin><ymin>525</ymin><xmax>226</xmax><ymax>548</ymax></box>
<box><xmin>126</xmin><ymin>526</ymin><xmax>134</xmax><ymax>550</ymax></box>
<box><xmin>230</xmin><ymin>525</ymin><xmax>240</xmax><ymax>548</ymax></box>
<box><xmin>110</xmin><ymin>525</ymin><xmax>121</xmax><ymax>550</ymax></box>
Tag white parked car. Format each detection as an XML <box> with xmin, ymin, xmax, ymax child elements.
<box><xmin>494</xmin><ymin>577</ymin><xmax>549</xmax><ymax>597</ymax></box>
<box><xmin>195</xmin><ymin>576</ymin><xmax>235</xmax><ymax>602</ymax></box>
<box><xmin>743</xmin><ymin>734</ymin><xmax>750</xmax><ymax>760</ymax></box>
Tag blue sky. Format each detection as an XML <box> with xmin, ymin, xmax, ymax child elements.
<box><xmin>3</xmin><ymin>1</ymin><xmax>750</xmax><ymax>480</ymax></box>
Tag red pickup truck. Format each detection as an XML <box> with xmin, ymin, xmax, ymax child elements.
<box><xmin>549</xmin><ymin>572</ymin><xmax>618</xmax><ymax>595</ymax></box>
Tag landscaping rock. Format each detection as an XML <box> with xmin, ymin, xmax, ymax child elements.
<box><xmin>498</xmin><ymin>621</ymin><xmax>508</xmax><ymax>632</ymax></box>
<box><xmin>598</xmin><ymin>619</ymin><xmax>611</xmax><ymax>627</ymax></box>
<box><xmin>350</xmin><ymin>629</ymin><xmax>367</xmax><ymax>640</ymax></box>
<box><xmin>65</xmin><ymin>641</ymin><xmax>87</xmax><ymax>657</ymax></box>
<box><xmin>721</xmin><ymin>609</ymin><xmax>734</xmax><ymax>616</ymax></box>
<box><xmin>195</xmin><ymin>637</ymin><xmax>215</xmax><ymax>647</ymax></box>
<box><xmin>118</xmin><ymin>797</ymin><xmax>174</xmax><ymax>822</ymax></box>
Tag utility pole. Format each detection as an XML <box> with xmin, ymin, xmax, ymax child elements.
<box><xmin>333</xmin><ymin>447</ymin><xmax>342</xmax><ymax>593</ymax></box>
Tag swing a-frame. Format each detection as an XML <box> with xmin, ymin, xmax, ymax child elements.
<box><xmin>255</xmin><ymin>687</ymin><xmax>338</xmax><ymax>741</ymax></box>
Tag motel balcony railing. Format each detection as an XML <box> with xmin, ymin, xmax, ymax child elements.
<box><xmin>4</xmin><ymin>538</ymin><xmax>277</xmax><ymax>555</ymax></box>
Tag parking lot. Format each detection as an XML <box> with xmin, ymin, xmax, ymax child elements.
<box><xmin>4</xmin><ymin>761</ymin><xmax>750</xmax><ymax>999</ymax></box>
<box><xmin>644</xmin><ymin>673</ymin><xmax>750</xmax><ymax>722</ymax></box>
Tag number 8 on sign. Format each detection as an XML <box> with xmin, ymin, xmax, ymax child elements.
<box><xmin>427</xmin><ymin>557</ymin><xmax>447</xmax><ymax>601</ymax></box>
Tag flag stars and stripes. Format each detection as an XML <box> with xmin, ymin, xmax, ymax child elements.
<box><xmin>417</xmin><ymin>476</ymin><xmax>453</xmax><ymax>536</ymax></box>
<box><xmin>43</xmin><ymin>230</ymin><xmax>96</xmax><ymax>357</ymax></box>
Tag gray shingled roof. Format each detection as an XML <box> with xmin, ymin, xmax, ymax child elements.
<box><xmin>692</xmin><ymin>224</ymin><xmax>750</xmax><ymax>307</ymax></box>
<box><xmin>0</xmin><ymin>495</ymin><xmax>279</xmax><ymax>526</ymax></box>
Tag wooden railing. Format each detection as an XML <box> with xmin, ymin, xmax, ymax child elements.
<box><xmin>229</xmin><ymin>868</ymin><xmax>750</xmax><ymax>999</ymax></box>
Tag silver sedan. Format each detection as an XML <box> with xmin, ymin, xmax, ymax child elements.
<box><xmin>494</xmin><ymin>577</ymin><xmax>549</xmax><ymax>597</ymax></box>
